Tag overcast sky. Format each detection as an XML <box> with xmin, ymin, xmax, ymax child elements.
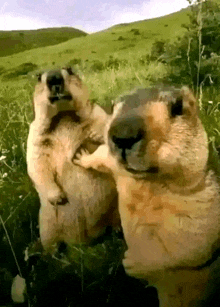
<box><xmin>0</xmin><ymin>0</ymin><xmax>189</xmax><ymax>33</ymax></box>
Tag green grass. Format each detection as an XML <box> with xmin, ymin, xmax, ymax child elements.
<box><xmin>1</xmin><ymin>6</ymin><xmax>220</xmax><ymax>306</ymax></box>
<box><xmin>0</xmin><ymin>27</ymin><xmax>87</xmax><ymax>57</ymax></box>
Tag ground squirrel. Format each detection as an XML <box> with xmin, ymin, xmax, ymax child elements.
<box><xmin>27</xmin><ymin>67</ymin><xmax>118</xmax><ymax>254</ymax></box>
<box><xmin>74</xmin><ymin>86</ymin><xmax>220</xmax><ymax>306</ymax></box>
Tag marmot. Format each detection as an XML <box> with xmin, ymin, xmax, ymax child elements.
<box><xmin>26</xmin><ymin>67</ymin><xmax>118</xmax><ymax>254</ymax></box>
<box><xmin>74</xmin><ymin>86</ymin><xmax>220</xmax><ymax>306</ymax></box>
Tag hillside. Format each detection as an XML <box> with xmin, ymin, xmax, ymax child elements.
<box><xmin>0</xmin><ymin>8</ymin><xmax>190</xmax><ymax>80</ymax></box>
<box><xmin>0</xmin><ymin>27</ymin><xmax>87</xmax><ymax>57</ymax></box>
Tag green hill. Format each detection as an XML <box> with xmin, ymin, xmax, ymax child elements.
<box><xmin>0</xmin><ymin>9</ymin><xmax>189</xmax><ymax>74</ymax></box>
<box><xmin>0</xmin><ymin>27</ymin><xmax>87</xmax><ymax>57</ymax></box>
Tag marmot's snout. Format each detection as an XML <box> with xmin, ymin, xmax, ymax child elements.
<box><xmin>47</xmin><ymin>70</ymin><xmax>64</xmax><ymax>96</ymax></box>
<box><xmin>39</xmin><ymin>69</ymin><xmax>73</xmax><ymax>103</ymax></box>
<box><xmin>109</xmin><ymin>113</ymin><xmax>145</xmax><ymax>160</ymax></box>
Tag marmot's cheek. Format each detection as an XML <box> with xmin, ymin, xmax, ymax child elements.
<box><xmin>145</xmin><ymin>139</ymin><xmax>160</xmax><ymax>164</ymax></box>
<box><xmin>157</xmin><ymin>144</ymin><xmax>179</xmax><ymax>170</ymax></box>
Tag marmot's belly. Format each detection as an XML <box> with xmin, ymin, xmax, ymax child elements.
<box><xmin>39</xmin><ymin>159</ymin><xmax>117</xmax><ymax>250</ymax></box>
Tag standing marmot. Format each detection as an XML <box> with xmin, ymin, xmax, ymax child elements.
<box><xmin>75</xmin><ymin>86</ymin><xmax>220</xmax><ymax>306</ymax></box>
<box><xmin>27</xmin><ymin>67</ymin><xmax>118</xmax><ymax>254</ymax></box>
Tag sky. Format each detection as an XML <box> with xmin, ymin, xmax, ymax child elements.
<box><xmin>0</xmin><ymin>0</ymin><xmax>189</xmax><ymax>33</ymax></box>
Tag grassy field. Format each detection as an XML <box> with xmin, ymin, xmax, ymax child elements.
<box><xmin>0</xmin><ymin>27</ymin><xmax>87</xmax><ymax>57</ymax></box>
<box><xmin>1</xmin><ymin>5</ymin><xmax>220</xmax><ymax>306</ymax></box>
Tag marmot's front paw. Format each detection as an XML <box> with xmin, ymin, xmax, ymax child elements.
<box><xmin>73</xmin><ymin>148</ymin><xmax>91</xmax><ymax>168</ymax></box>
<box><xmin>123</xmin><ymin>250</ymin><xmax>147</xmax><ymax>279</ymax></box>
<box><xmin>123</xmin><ymin>250</ymin><xmax>135</xmax><ymax>273</ymax></box>
<box><xmin>88</xmin><ymin>130</ymin><xmax>104</xmax><ymax>144</ymax></box>
<box><xmin>47</xmin><ymin>188</ymin><xmax>68</xmax><ymax>206</ymax></box>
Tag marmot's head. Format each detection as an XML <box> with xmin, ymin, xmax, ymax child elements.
<box><xmin>33</xmin><ymin>67</ymin><xmax>91</xmax><ymax>119</ymax></box>
<box><xmin>107</xmin><ymin>86</ymin><xmax>208</xmax><ymax>184</ymax></box>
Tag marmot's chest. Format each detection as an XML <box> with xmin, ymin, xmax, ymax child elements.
<box><xmin>50</xmin><ymin>117</ymin><xmax>82</xmax><ymax>152</ymax></box>
<box><xmin>117</xmin><ymin>176</ymin><xmax>197</xmax><ymax>231</ymax></box>
<box><xmin>52</xmin><ymin>116</ymin><xmax>78</xmax><ymax>137</ymax></box>
<box><xmin>38</xmin><ymin>118</ymin><xmax>81</xmax><ymax>171</ymax></box>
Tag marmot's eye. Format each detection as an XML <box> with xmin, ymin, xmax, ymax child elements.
<box><xmin>36</xmin><ymin>73</ymin><xmax>42</xmax><ymax>82</ymax></box>
<box><xmin>111</xmin><ymin>100</ymin><xmax>117</xmax><ymax>113</ymax></box>
<box><xmin>171</xmin><ymin>98</ymin><xmax>183</xmax><ymax>117</ymax></box>
<box><xmin>62</xmin><ymin>66</ymin><xmax>75</xmax><ymax>75</ymax></box>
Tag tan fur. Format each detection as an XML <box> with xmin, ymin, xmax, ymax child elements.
<box><xmin>27</xmin><ymin>68</ymin><xmax>118</xmax><ymax>253</ymax></box>
<box><xmin>74</xmin><ymin>86</ymin><xmax>220</xmax><ymax>306</ymax></box>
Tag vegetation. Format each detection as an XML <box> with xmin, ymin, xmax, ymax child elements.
<box><xmin>0</xmin><ymin>27</ymin><xmax>87</xmax><ymax>57</ymax></box>
<box><xmin>0</xmin><ymin>1</ymin><xmax>220</xmax><ymax>306</ymax></box>
<box><xmin>158</xmin><ymin>0</ymin><xmax>220</xmax><ymax>90</ymax></box>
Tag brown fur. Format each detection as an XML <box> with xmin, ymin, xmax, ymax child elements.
<box><xmin>74</xmin><ymin>86</ymin><xmax>220</xmax><ymax>306</ymax></box>
<box><xmin>27</xmin><ymin>68</ymin><xmax>119</xmax><ymax>253</ymax></box>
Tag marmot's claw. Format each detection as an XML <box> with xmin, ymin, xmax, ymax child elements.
<box><xmin>48</xmin><ymin>189</ymin><xmax>68</xmax><ymax>206</ymax></box>
<box><xmin>88</xmin><ymin>130</ymin><xmax>104</xmax><ymax>143</ymax></box>
<box><xmin>73</xmin><ymin>147</ymin><xmax>90</xmax><ymax>167</ymax></box>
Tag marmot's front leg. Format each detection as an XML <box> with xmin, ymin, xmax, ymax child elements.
<box><xmin>122</xmin><ymin>227</ymin><xmax>172</xmax><ymax>279</ymax></box>
<box><xmin>74</xmin><ymin>145</ymin><xmax>111</xmax><ymax>173</ymax></box>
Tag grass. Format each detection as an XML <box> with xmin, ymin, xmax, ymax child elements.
<box><xmin>0</xmin><ymin>27</ymin><xmax>87</xmax><ymax>57</ymax></box>
<box><xmin>1</xmin><ymin>5</ymin><xmax>220</xmax><ymax>306</ymax></box>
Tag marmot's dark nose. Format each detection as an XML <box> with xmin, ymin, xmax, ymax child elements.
<box><xmin>46</xmin><ymin>70</ymin><xmax>64</xmax><ymax>93</ymax></box>
<box><xmin>109</xmin><ymin>115</ymin><xmax>145</xmax><ymax>150</ymax></box>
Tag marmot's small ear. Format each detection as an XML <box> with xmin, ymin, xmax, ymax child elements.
<box><xmin>180</xmin><ymin>86</ymin><xmax>193</xmax><ymax>97</ymax></box>
<box><xmin>180</xmin><ymin>86</ymin><xmax>198</xmax><ymax>116</ymax></box>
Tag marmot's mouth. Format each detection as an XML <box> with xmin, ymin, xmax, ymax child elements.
<box><xmin>125</xmin><ymin>166</ymin><xmax>159</xmax><ymax>175</ymax></box>
<box><xmin>49</xmin><ymin>93</ymin><xmax>72</xmax><ymax>103</ymax></box>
